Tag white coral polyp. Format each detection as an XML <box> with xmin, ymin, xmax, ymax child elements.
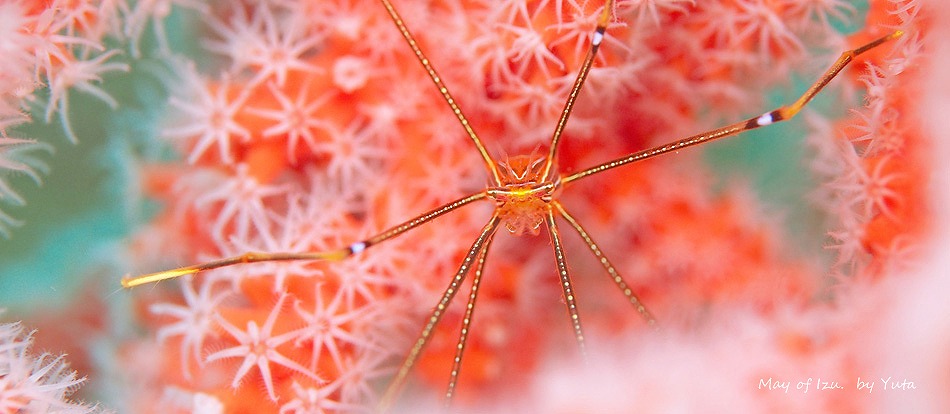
<box><xmin>332</xmin><ymin>55</ymin><xmax>370</xmax><ymax>93</ymax></box>
<box><xmin>0</xmin><ymin>321</ymin><xmax>98</xmax><ymax>413</ymax></box>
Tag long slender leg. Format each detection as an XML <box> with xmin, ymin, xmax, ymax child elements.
<box><xmin>378</xmin><ymin>0</ymin><xmax>502</xmax><ymax>185</ymax></box>
<box><xmin>378</xmin><ymin>214</ymin><xmax>501</xmax><ymax>412</ymax></box>
<box><xmin>553</xmin><ymin>201</ymin><xmax>657</xmax><ymax>328</ymax></box>
<box><xmin>122</xmin><ymin>192</ymin><xmax>488</xmax><ymax>288</ymax></box>
<box><xmin>542</xmin><ymin>0</ymin><xmax>615</xmax><ymax>180</ymax></box>
<box><xmin>544</xmin><ymin>207</ymin><xmax>586</xmax><ymax>355</ymax></box>
<box><xmin>561</xmin><ymin>30</ymin><xmax>904</xmax><ymax>185</ymax></box>
<box><xmin>445</xmin><ymin>230</ymin><xmax>495</xmax><ymax>407</ymax></box>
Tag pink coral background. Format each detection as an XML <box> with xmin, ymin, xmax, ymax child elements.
<box><xmin>1</xmin><ymin>0</ymin><xmax>946</xmax><ymax>412</ymax></box>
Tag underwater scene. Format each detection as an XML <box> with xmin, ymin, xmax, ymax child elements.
<box><xmin>0</xmin><ymin>0</ymin><xmax>946</xmax><ymax>412</ymax></box>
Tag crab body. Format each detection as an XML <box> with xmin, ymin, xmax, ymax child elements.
<box><xmin>487</xmin><ymin>154</ymin><xmax>561</xmax><ymax>236</ymax></box>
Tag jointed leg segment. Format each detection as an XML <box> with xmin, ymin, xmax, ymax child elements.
<box><xmin>545</xmin><ymin>208</ymin><xmax>587</xmax><ymax>356</ymax></box>
<box><xmin>542</xmin><ymin>0</ymin><xmax>616</xmax><ymax>180</ymax></box>
<box><xmin>121</xmin><ymin>192</ymin><xmax>487</xmax><ymax>288</ymax></box>
<box><xmin>377</xmin><ymin>214</ymin><xmax>501</xmax><ymax>412</ymax></box>
<box><xmin>553</xmin><ymin>202</ymin><xmax>657</xmax><ymax>327</ymax></box>
<box><xmin>377</xmin><ymin>0</ymin><xmax>502</xmax><ymax>185</ymax></box>
<box><xmin>445</xmin><ymin>230</ymin><xmax>494</xmax><ymax>406</ymax></box>
<box><xmin>561</xmin><ymin>30</ymin><xmax>904</xmax><ymax>185</ymax></box>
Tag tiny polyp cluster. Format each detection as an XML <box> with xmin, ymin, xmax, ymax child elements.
<box><xmin>0</xmin><ymin>0</ymin><xmax>127</xmax><ymax>236</ymax></box>
<box><xmin>812</xmin><ymin>0</ymin><xmax>932</xmax><ymax>280</ymax></box>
